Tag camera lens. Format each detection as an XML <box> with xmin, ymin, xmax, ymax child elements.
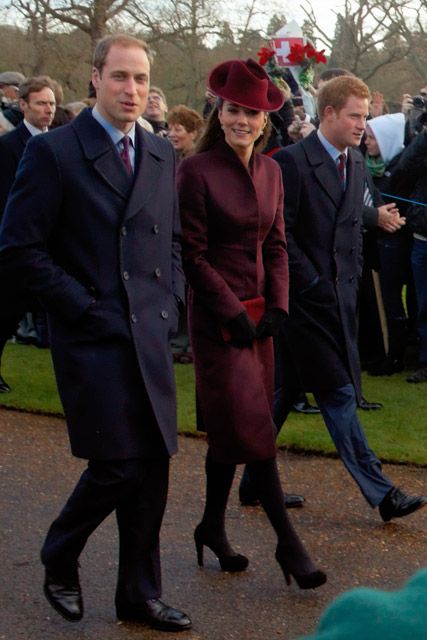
<box><xmin>413</xmin><ymin>95</ymin><xmax>426</xmax><ymax>109</ymax></box>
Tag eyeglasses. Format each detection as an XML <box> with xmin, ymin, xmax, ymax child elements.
<box><xmin>148</xmin><ymin>95</ymin><xmax>163</xmax><ymax>103</ymax></box>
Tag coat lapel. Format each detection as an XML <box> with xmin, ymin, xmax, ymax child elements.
<box><xmin>302</xmin><ymin>131</ymin><xmax>344</xmax><ymax>209</ymax></box>
<box><xmin>341</xmin><ymin>148</ymin><xmax>364</xmax><ymax>210</ymax></box>
<box><xmin>71</xmin><ymin>108</ymin><xmax>131</xmax><ymax>199</ymax></box>
<box><xmin>122</xmin><ymin>126</ymin><xmax>166</xmax><ymax>222</ymax></box>
<box><xmin>17</xmin><ymin>121</ymin><xmax>31</xmax><ymax>149</ymax></box>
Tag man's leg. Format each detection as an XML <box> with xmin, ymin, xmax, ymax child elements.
<box><xmin>114</xmin><ymin>457</ymin><xmax>192</xmax><ymax>631</ymax></box>
<box><xmin>41</xmin><ymin>459</ymin><xmax>150</xmax><ymax>622</ymax></box>
<box><xmin>313</xmin><ymin>384</ymin><xmax>394</xmax><ymax>507</ymax></box>
<box><xmin>41</xmin><ymin>459</ymin><xmax>143</xmax><ymax>568</ymax></box>
<box><xmin>115</xmin><ymin>457</ymin><xmax>169</xmax><ymax>604</ymax></box>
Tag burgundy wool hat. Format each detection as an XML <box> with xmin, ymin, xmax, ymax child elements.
<box><xmin>208</xmin><ymin>58</ymin><xmax>284</xmax><ymax>112</ymax></box>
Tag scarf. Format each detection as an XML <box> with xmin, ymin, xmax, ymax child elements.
<box><xmin>366</xmin><ymin>154</ymin><xmax>386</xmax><ymax>178</ymax></box>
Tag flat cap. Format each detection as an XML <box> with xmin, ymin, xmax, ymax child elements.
<box><xmin>0</xmin><ymin>71</ymin><xmax>25</xmax><ymax>86</ymax></box>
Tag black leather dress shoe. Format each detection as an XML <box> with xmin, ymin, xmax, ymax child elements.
<box><xmin>357</xmin><ymin>396</ymin><xmax>383</xmax><ymax>410</ymax></box>
<box><xmin>284</xmin><ymin>493</ymin><xmax>305</xmax><ymax>508</ymax></box>
<box><xmin>116</xmin><ymin>598</ymin><xmax>192</xmax><ymax>632</ymax></box>
<box><xmin>44</xmin><ymin>567</ymin><xmax>83</xmax><ymax>622</ymax></box>
<box><xmin>0</xmin><ymin>374</ymin><xmax>11</xmax><ymax>393</ymax></box>
<box><xmin>379</xmin><ymin>487</ymin><xmax>427</xmax><ymax>522</ymax></box>
<box><xmin>292</xmin><ymin>396</ymin><xmax>320</xmax><ymax>414</ymax></box>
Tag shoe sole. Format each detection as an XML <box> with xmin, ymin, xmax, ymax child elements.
<box><xmin>117</xmin><ymin>615</ymin><xmax>192</xmax><ymax>632</ymax></box>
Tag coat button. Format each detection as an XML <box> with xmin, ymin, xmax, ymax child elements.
<box><xmin>154</xmin><ymin>267</ymin><xmax>161</xmax><ymax>278</ymax></box>
<box><xmin>121</xmin><ymin>226</ymin><xmax>127</xmax><ymax>236</ymax></box>
<box><xmin>350</xmin><ymin>247</ymin><xmax>355</xmax><ymax>254</ymax></box>
<box><xmin>131</xmin><ymin>313</ymin><xmax>137</xmax><ymax>323</ymax></box>
<box><xmin>332</xmin><ymin>247</ymin><xmax>337</xmax><ymax>256</ymax></box>
<box><xmin>352</xmin><ymin>218</ymin><xmax>359</xmax><ymax>226</ymax></box>
<box><xmin>123</xmin><ymin>271</ymin><xmax>130</xmax><ymax>280</ymax></box>
<box><xmin>335</xmin><ymin>277</ymin><xmax>340</xmax><ymax>285</ymax></box>
<box><xmin>161</xmin><ymin>310</ymin><xmax>168</xmax><ymax>319</ymax></box>
<box><xmin>349</xmin><ymin>276</ymin><xmax>355</xmax><ymax>283</ymax></box>
<box><xmin>153</xmin><ymin>224</ymin><xmax>159</xmax><ymax>234</ymax></box>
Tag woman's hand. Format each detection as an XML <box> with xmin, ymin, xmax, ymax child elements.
<box><xmin>256</xmin><ymin>308</ymin><xmax>287</xmax><ymax>339</ymax></box>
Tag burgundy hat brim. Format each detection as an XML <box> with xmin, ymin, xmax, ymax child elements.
<box><xmin>208</xmin><ymin>58</ymin><xmax>284</xmax><ymax>112</ymax></box>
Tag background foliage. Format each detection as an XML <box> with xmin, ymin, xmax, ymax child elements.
<box><xmin>0</xmin><ymin>0</ymin><xmax>426</xmax><ymax>111</ymax></box>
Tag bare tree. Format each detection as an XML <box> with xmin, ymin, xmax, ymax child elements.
<box><xmin>10</xmin><ymin>0</ymin><xmax>57</xmax><ymax>74</ymax></box>
<box><xmin>38</xmin><ymin>0</ymin><xmax>132</xmax><ymax>50</ymax></box>
<box><xmin>125</xmin><ymin>0</ymin><xmax>223</xmax><ymax>106</ymax></box>
<box><xmin>301</xmin><ymin>0</ymin><xmax>412</xmax><ymax>80</ymax></box>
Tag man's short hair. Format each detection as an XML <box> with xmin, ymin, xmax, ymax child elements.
<box><xmin>319</xmin><ymin>68</ymin><xmax>354</xmax><ymax>83</ymax></box>
<box><xmin>149</xmin><ymin>86</ymin><xmax>167</xmax><ymax>105</ymax></box>
<box><xmin>19</xmin><ymin>76</ymin><xmax>56</xmax><ymax>102</ymax></box>
<box><xmin>93</xmin><ymin>33</ymin><xmax>151</xmax><ymax>73</ymax></box>
<box><xmin>317</xmin><ymin>76</ymin><xmax>370</xmax><ymax>120</ymax></box>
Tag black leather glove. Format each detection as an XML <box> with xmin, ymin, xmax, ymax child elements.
<box><xmin>226</xmin><ymin>311</ymin><xmax>256</xmax><ymax>347</ymax></box>
<box><xmin>256</xmin><ymin>308</ymin><xmax>287</xmax><ymax>339</ymax></box>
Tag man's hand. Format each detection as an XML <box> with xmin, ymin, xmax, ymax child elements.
<box><xmin>401</xmin><ymin>94</ymin><xmax>414</xmax><ymax>116</ymax></box>
<box><xmin>299</xmin><ymin>121</ymin><xmax>316</xmax><ymax>138</ymax></box>
<box><xmin>370</xmin><ymin>91</ymin><xmax>386</xmax><ymax>117</ymax></box>
<box><xmin>377</xmin><ymin>203</ymin><xmax>406</xmax><ymax>232</ymax></box>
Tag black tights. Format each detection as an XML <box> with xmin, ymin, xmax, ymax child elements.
<box><xmin>199</xmin><ymin>449</ymin><xmax>316</xmax><ymax>574</ymax></box>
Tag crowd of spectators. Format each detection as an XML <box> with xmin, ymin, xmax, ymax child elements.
<box><xmin>1</xmin><ymin>63</ymin><xmax>427</xmax><ymax>392</ymax></box>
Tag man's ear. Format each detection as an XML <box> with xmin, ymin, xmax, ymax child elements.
<box><xmin>323</xmin><ymin>105</ymin><xmax>336</xmax><ymax>120</ymax></box>
<box><xmin>91</xmin><ymin>67</ymin><xmax>100</xmax><ymax>90</ymax></box>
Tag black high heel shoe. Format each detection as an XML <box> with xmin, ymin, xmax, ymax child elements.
<box><xmin>275</xmin><ymin>546</ymin><xmax>326</xmax><ymax>590</ymax></box>
<box><xmin>194</xmin><ymin>523</ymin><xmax>249</xmax><ymax>572</ymax></box>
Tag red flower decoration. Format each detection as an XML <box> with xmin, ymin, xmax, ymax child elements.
<box><xmin>287</xmin><ymin>42</ymin><xmax>327</xmax><ymax>66</ymax></box>
<box><xmin>314</xmin><ymin>49</ymin><xmax>327</xmax><ymax>64</ymax></box>
<box><xmin>287</xmin><ymin>43</ymin><xmax>306</xmax><ymax>65</ymax></box>
<box><xmin>257</xmin><ymin>46</ymin><xmax>275</xmax><ymax>66</ymax></box>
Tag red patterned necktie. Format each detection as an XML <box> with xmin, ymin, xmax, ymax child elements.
<box><xmin>337</xmin><ymin>153</ymin><xmax>346</xmax><ymax>188</ymax></box>
<box><xmin>119</xmin><ymin>135</ymin><xmax>132</xmax><ymax>175</ymax></box>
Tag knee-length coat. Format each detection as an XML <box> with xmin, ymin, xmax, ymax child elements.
<box><xmin>0</xmin><ymin>109</ymin><xmax>185</xmax><ymax>460</ymax></box>
<box><xmin>177</xmin><ymin>140</ymin><xmax>288</xmax><ymax>464</ymax></box>
<box><xmin>273</xmin><ymin>131</ymin><xmax>365</xmax><ymax>399</ymax></box>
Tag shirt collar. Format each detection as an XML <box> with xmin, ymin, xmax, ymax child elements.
<box><xmin>23</xmin><ymin>119</ymin><xmax>47</xmax><ymax>136</ymax></box>
<box><xmin>92</xmin><ymin>105</ymin><xmax>136</xmax><ymax>147</ymax></box>
<box><xmin>317</xmin><ymin>128</ymin><xmax>347</xmax><ymax>163</ymax></box>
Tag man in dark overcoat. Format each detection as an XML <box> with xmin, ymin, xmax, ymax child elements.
<box><xmin>272</xmin><ymin>76</ymin><xmax>426</xmax><ymax>522</ymax></box>
<box><xmin>0</xmin><ymin>76</ymin><xmax>56</xmax><ymax>391</ymax></box>
<box><xmin>0</xmin><ymin>34</ymin><xmax>190</xmax><ymax>631</ymax></box>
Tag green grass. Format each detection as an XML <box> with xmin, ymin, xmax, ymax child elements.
<box><xmin>1</xmin><ymin>342</ymin><xmax>427</xmax><ymax>465</ymax></box>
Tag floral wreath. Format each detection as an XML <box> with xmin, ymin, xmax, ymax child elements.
<box><xmin>257</xmin><ymin>42</ymin><xmax>327</xmax><ymax>91</ymax></box>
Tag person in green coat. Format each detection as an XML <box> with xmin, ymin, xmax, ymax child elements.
<box><xmin>303</xmin><ymin>568</ymin><xmax>427</xmax><ymax>640</ymax></box>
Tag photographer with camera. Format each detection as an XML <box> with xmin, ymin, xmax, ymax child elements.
<box><xmin>401</xmin><ymin>87</ymin><xmax>427</xmax><ymax>141</ymax></box>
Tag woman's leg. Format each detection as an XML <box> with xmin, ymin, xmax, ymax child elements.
<box><xmin>247</xmin><ymin>457</ymin><xmax>325</xmax><ymax>588</ymax></box>
<box><xmin>195</xmin><ymin>448</ymin><xmax>248</xmax><ymax>571</ymax></box>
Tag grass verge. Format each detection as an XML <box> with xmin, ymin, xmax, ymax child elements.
<box><xmin>1</xmin><ymin>342</ymin><xmax>426</xmax><ymax>465</ymax></box>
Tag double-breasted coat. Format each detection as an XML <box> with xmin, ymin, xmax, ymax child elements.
<box><xmin>0</xmin><ymin>108</ymin><xmax>185</xmax><ymax>460</ymax></box>
<box><xmin>273</xmin><ymin>131</ymin><xmax>365</xmax><ymax>399</ymax></box>
<box><xmin>177</xmin><ymin>140</ymin><xmax>289</xmax><ymax>464</ymax></box>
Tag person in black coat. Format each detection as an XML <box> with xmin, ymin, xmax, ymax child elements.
<box><xmin>271</xmin><ymin>76</ymin><xmax>426</xmax><ymax>522</ymax></box>
<box><xmin>364</xmin><ymin>113</ymin><xmax>417</xmax><ymax>375</ymax></box>
<box><xmin>0</xmin><ymin>34</ymin><xmax>190</xmax><ymax>632</ymax></box>
<box><xmin>0</xmin><ymin>75</ymin><xmax>56</xmax><ymax>391</ymax></box>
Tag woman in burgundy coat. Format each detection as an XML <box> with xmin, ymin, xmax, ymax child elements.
<box><xmin>177</xmin><ymin>58</ymin><xmax>326</xmax><ymax>589</ymax></box>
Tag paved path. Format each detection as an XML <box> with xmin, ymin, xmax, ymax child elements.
<box><xmin>1</xmin><ymin>408</ymin><xmax>427</xmax><ymax>640</ymax></box>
